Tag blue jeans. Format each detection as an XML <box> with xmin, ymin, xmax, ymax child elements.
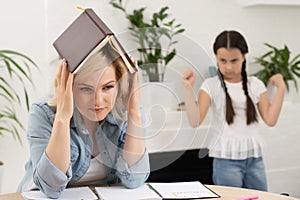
<box><xmin>213</xmin><ymin>157</ymin><xmax>268</xmax><ymax>191</ymax></box>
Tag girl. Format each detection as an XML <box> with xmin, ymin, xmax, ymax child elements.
<box><xmin>182</xmin><ymin>30</ymin><xmax>285</xmax><ymax>191</ymax></box>
<box><xmin>18</xmin><ymin>43</ymin><xmax>149</xmax><ymax>198</ymax></box>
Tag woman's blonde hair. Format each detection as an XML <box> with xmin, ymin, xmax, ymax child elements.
<box><xmin>48</xmin><ymin>41</ymin><xmax>130</xmax><ymax>121</ymax></box>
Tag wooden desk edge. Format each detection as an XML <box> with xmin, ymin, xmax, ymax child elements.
<box><xmin>208</xmin><ymin>185</ymin><xmax>299</xmax><ymax>200</ymax></box>
<box><xmin>0</xmin><ymin>185</ymin><xmax>299</xmax><ymax>200</ymax></box>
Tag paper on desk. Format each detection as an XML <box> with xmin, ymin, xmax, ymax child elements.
<box><xmin>22</xmin><ymin>186</ymin><xmax>98</xmax><ymax>200</ymax></box>
<box><xmin>148</xmin><ymin>181</ymin><xmax>220</xmax><ymax>199</ymax></box>
<box><xmin>95</xmin><ymin>184</ymin><xmax>161</xmax><ymax>200</ymax></box>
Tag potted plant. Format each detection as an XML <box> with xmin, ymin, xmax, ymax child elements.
<box><xmin>0</xmin><ymin>50</ymin><xmax>38</xmax><ymax>183</ymax></box>
<box><xmin>253</xmin><ymin>43</ymin><xmax>300</xmax><ymax>92</ymax></box>
<box><xmin>110</xmin><ymin>0</ymin><xmax>185</xmax><ymax>82</ymax></box>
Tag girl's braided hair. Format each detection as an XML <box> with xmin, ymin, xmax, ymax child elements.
<box><xmin>213</xmin><ymin>30</ymin><xmax>258</xmax><ymax>125</ymax></box>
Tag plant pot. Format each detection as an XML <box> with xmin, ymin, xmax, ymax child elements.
<box><xmin>141</xmin><ymin>60</ymin><xmax>166</xmax><ymax>82</ymax></box>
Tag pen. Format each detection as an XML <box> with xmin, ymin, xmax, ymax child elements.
<box><xmin>237</xmin><ymin>195</ymin><xmax>259</xmax><ymax>200</ymax></box>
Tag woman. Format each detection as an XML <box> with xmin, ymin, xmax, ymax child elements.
<box><xmin>18</xmin><ymin>43</ymin><xmax>150</xmax><ymax>198</ymax></box>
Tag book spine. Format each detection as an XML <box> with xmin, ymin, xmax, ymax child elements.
<box><xmin>85</xmin><ymin>9</ymin><xmax>114</xmax><ymax>36</ymax></box>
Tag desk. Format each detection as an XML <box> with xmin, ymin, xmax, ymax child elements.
<box><xmin>0</xmin><ymin>185</ymin><xmax>298</xmax><ymax>200</ymax></box>
<box><xmin>208</xmin><ymin>185</ymin><xmax>298</xmax><ymax>200</ymax></box>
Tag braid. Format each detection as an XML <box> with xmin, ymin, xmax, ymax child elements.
<box><xmin>218</xmin><ymin>69</ymin><xmax>235</xmax><ymax>125</ymax></box>
<box><xmin>241</xmin><ymin>62</ymin><xmax>249</xmax><ymax>96</ymax></box>
<box><xmin>213</xmin><ymin>30</ymin><xmax>256</xmax><ymax>125</ymax></box>
<box><xmin>241</xmin><ymin>61</ymin><xmax>258</xmax><ymax>124</ymax></box>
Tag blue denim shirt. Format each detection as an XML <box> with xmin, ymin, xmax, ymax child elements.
<box><xmin>17</xmin><ymin>98</ymin><xmax>150</xmax><ymax>198</ymax></box>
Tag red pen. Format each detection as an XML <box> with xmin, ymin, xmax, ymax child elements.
<box><xmin>237</xmin><ymin>195</ymin><xmax>259</xmax><ymax>200</ymax></box>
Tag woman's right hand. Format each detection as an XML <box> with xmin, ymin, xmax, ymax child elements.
<box><xmin>182</xmin><ymin>69</ymin><xmax>195</xmax><ymax>87</ymax></box>
<box><xmin>46</xmin><ymin>59</ymin><xmax>74</xmax><ymax>174</ymax></box>
<box><xmin>55</xmin><ymin>59</ymin><xmax>75</xmax><ymax>121</ymax></box>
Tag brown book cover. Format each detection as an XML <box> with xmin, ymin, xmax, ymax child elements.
<box><xmin>53</xmin><ymin>8</ymin><xmax>137</xmax><ymax>74</ymax></box>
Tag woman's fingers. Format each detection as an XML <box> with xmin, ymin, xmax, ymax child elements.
<box><xmin>56</xmin><ymin>59</ymin><xmax>73</xmax><ymax>92</ymax></box>
<box><xmin>56</xmin><ymin>59</ymin><xmax>65</xmax><ymax>86</ymax></box>
<box><xmin>55</xmin><ymin>59</ymin><xmax>74</xmax><ymax>120</ymax></box>
<box><xmin>66</xmin><ymin>72</ymin><xmax>74</xmax><ymax>95</ymax></box>
<box><xmin>60</xmin><ymin>60</ymin><xmax>69</xmax><ymax>89</ymax></box>
<box><xmin>127</xmin><ymin>72</ymin><xmax>140</xmax><ymax>109</ymax></box>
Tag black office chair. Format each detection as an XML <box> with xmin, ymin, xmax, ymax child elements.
<box><xmin>147</xmin><ymin>148</ymin><xmax>213</xmax><ymax>184</ymax></box>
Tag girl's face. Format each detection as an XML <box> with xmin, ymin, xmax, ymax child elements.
<box><xmin>73</xmin><ymin>65</ymin><xmax>118</xmax><ymax>122</ymax></box>
<box><xmin>216</xmin><ymin>47</ymin><xmax>245</xmax><ymax>83</ymax></box>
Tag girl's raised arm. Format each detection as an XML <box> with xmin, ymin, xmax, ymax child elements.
<box><xmin>183</xmin><ymin>70</ymin><xmax>211</xmax><ymax>128</ymax></box>
<box><xmin>258</xmin><ymin>74</ymin><xmax>286</xmax><ymax>126</ymax></box>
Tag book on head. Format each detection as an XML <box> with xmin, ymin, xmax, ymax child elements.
<box><xmin>53</xmin><ymin>7</ymin><xmax>137</xmax><ymax>74</ymax></box>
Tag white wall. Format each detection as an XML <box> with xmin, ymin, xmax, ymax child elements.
<box><xmin>0</xmin><ymin>0</ymin><xmax>300</xmax><ymax>197</ymax></box>
<box><xmin>0</xmin><ymin>0</ymin><xmax>48</xmax><ymax>194</ymax></box>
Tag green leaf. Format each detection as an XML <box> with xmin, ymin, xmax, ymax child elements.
<box><xmin>0</xmin><ymin>50</ymin><xmax>38</xmax><ymax>68</ymax></box>
<box><xmin>290</xmin><ymin>53</ymin><xmax>300</xmax><ymax>65</ymax></box>
<box><xmin>3</xmin><ymin>59</ymin><xmax>13</xmax><ymax>78</ymax></box>
<box><xmin>174</xmin><ymin>28</ymin><xmax>185</xmax><ymax>35</ymax></box>
<box><xmin>109</xmin><ymin>2</ymin><xmax>185</xmax><ymax>82</ymax></box>
<box><xmin>110</xmin><ymin>2</ymin><xmax>125</xmax><ymax>12</ymax></box>
<box><xmin>0</xmin><ymin>49</ymin><xmax>38</xmax><ymax>143</ymax></box>
<box><xmin>253</xmin><ymin>43</ymin><xmax>300</xmax><ymax>91</ymax></box>
<box><xmin>165</xmin><ymin>49</ymin><xmax>176</xmax><ymax>65</ymax></box>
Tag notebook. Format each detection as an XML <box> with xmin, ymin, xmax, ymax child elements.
<box><xmin>95</xmin><ymin>181</ymin><xmax>220</xmax><ymax>200</ymax></box>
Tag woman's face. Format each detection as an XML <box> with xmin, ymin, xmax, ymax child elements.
<box><xmin>73</xmin><ymin>65</ymin><xmax>118</xmax><ymax>122</ymax></box>
<box><xmin>216</xmin><ymin>47</ymin><xmax>245</xmax><ymax>83</ymax></box>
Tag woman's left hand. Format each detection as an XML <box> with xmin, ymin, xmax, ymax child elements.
<box><xmin>127</xmin><ymin>71</ymin><xmax>141</xmax><ymax>113</ymax></box>
<box><xmin>126</xmin><ymin>57</ymin><xmax>141</xmax><ymax>112</ymax></box>
<box><xmin>123</xmin><ymin>62</ymin><xmax>144</xmax><ymax>166</ymax></box>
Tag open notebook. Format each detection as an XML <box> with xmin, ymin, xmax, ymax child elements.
<box><xmin>95</xmin><ymin>181</ymin><xmax>220</xmax><ymax>200</ymax></box>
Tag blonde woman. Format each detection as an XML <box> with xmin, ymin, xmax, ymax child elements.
<box><xmin>18</xmin><ymin>43</ymin><xmax>149</xmax><ymax>198</ymax></box>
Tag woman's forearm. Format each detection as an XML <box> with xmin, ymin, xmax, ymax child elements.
<box><xmin>123</xmin><ymin>110</ymin><xmax>145</xmax><ymax>167</ymax></box>
<box><xmin>45</xmin><ymin>117</ymin><xmax>71</xmax><ymax>173</ymax></box>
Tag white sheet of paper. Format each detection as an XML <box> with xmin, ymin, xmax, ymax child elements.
<box><xmin>22</xmin><ymin>186</ymin><xmax>98</xmax><ymax>200</ymax></box>
<box><xmin>95</xmin><ymin>184</ymin><xmax>161</xmax><ymax>200</ymax></box>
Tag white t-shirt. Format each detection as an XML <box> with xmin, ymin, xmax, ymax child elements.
<box><xmin>200</xmin><ymin>76</ymin><xmax>266</xmax><ymax>160</ymax></box>
<box><xmin>73</xmin><ymin>153</ymin><xmax>107</xmax><ymax>185</ymax></box>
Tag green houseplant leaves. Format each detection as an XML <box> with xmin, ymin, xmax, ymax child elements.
<box><xmin>254</xmin><ymin>43</ymin><xmax>300</xmax><ymax>92</ymax></box>
<box><xmin>0</xmin><ymin>50</ymin><xmax>38</xmax><ymax>144</ymax></box>
<box><xmin>110</xmin><ymin>0</ymin><xmax>185</xmax><ymax>82</ymax></box>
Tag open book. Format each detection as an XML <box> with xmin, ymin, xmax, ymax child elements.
<box><xmin>53</xmin><ymin>8</ymin><xmax>137</xmax><ymax>74</ymax></box>
<box><xmin>95</xmin><ymin>181</ymin><xmax>220</xmax><ymax>200</ymax></box>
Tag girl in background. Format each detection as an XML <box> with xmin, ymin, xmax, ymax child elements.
<box><xmin>182</xmin><ymin>30</ymin><xmax>285</xmax><ymax>191</ymax></box>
